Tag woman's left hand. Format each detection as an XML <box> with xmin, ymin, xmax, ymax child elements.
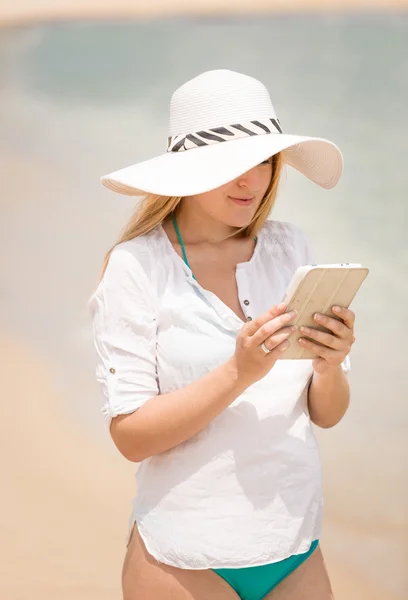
<box><xmin>297</xmin><ymin>306</ymin><xmax>356</xmax><ymax>375</ymax></box>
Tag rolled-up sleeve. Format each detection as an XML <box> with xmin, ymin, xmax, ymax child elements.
<box><xmin>88</xmin><ymin>245</ymin><xmax>159</xmax><ymax>427</ymax></box>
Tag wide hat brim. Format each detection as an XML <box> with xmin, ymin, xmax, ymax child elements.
<box><xmin>100</xmin><ymin>133</ymin><xmax>343</xmax><ymax>197</ymax></box>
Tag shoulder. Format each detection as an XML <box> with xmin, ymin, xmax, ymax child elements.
<box><xmin>89</xmin><ymin>230</ymin><xmax>160</xmax><ymax>311</ymax></box>
<box><xmin>106</xmin><ymin>228</ymin><xmax>160</xmax><ymax>284</ymax></box>
<box><xmin>262</xmin><ymin>219</ymin><xmax>308</xmax><ymax>242</ymax></box>
<box><xmin>261</xmin><ymin>219</ymin><xmax>315</xmax><ymax>265</ymax></box>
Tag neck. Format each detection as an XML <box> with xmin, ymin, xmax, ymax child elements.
<box><xmin>171</xmin><ymin>202</ymin><xmax>242</xmax><ymax>245</ymax></box>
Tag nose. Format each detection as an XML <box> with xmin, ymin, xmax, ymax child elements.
<box><xmin>236</xmin><ymin>166</ymin><xmax>261</xmax><ymax>191</ymax></box>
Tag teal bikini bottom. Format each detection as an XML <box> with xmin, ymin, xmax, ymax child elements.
<box><xmin>213</xmin><ymin>540</ymin><xmax>319</xmax><ymax>600</ymax></box>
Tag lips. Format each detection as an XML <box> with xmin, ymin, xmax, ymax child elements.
<box><xmin>229</xmin><ymin>196</ymin><xmax>254</xmax><ymax>206</ymax></box>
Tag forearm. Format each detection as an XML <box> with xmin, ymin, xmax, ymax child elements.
<box><xmin>307</xmin><ymin>365</ymin><xmax>350</xmax><ymax>428</ymax></box>
<box><xmin>110</xmin><ymin>357</ymin><xmax>249</xmax><ymax>462</ymax></box>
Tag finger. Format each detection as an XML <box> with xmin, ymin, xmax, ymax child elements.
<box><xmin>313</xmin><ymin>312</ymin><xmax>351</xmax><ymax>338</ymax></box>
<box><xmin>299</xmin><ymin>326</ymin><xmax>344</xmax><ymax>351</ymax></box>
<box><xmin>264</xmin><ymin>339</ymin><xmax>291</xmax><ymax>358</ymax></box>
<box><xmin>245</xmin><ymin>302</ymin><xmax>287</xmax><ymax>336</ymax></box>
<box><xmin>264</xmin><ymin>326</ymin><xmax>297</xmax><ymax>351</ymax></box>
<box><xmin>251</xmin><ymin>311</ymin><xmax>298</xmax><ymax>346</ymax></box>
<box><xmin>331</xmin><ymin>306</ymin><xmax>355</xmax><ymax>328</ymax></box>
<box><xmin>298</xmin><ymin>337</ymin><xmax>339</xmax><ymax>360</ymax></box>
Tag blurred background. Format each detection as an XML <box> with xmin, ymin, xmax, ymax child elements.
<box><xmin>0</xmin><ymin>1</ymin><xmax>407</xmax><ymax>599</ymax></box>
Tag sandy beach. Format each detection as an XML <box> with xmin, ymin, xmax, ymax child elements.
<box><xmin>0</xmin><ymin>334</ymin><xmax>133</xmax><ymax>599</ymax></box>
<box><xmin>1</xmin><ymin>0</ymin><xmax>408</xmax><ymax>27</ymax></box>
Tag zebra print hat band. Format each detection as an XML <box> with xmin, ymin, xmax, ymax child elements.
<box><xmin>167</xmin><ymin>118</ymin><xmax>282</xmax><ymax>153</ymax></box>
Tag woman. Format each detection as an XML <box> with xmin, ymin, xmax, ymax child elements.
<box><xmin>89</xmin><ymin>70</ymin><xmax>355</xmax><ymax>600</ymax></box>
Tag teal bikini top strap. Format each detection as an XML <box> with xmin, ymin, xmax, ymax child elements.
<box><xmin>171</xmin><ymin>212</ymin><xmax>196</xmax><ymax>279</ymax></box>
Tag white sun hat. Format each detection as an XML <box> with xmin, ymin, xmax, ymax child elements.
<box><xmin>101</xmin><ymin>69</ymin><xmax>343</xmax><ymax>197</ymax></box>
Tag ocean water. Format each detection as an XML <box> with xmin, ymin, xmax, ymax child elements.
<box><xmin>0</xmin><ymin>13</ymin><xmax>407</xmax><ymax>596</ymax></box>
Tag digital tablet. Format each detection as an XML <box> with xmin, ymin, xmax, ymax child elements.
<box><xmin>280</xmin><ymin>263</ymin><xmax>369</xmax><ymax>359</ymax></box>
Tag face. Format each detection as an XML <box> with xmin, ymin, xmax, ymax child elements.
<box><xmin>185</xmin><ymin>158</ymin><xmax>273</xmax><ymax>229</ymax></box>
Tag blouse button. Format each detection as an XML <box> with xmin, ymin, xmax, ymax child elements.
<box><xmin>243</xmin><ymin>299</ymin><xmax>250</xmax><ymax>306</ymax></box>
<box><xmin>109</xmin><ymin>368</ymin><xmax>116</xmax><ymax>374</ymax></box>
<box><xmin>246</xmin><ymin>316</ymin><xmax>253</xmax><ymax>321</ymax></box>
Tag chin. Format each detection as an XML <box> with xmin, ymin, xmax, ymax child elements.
<box><xmin>228</xmin><ymin>216</ymin><xmax>254</xmax><ymax>229</ymax></box>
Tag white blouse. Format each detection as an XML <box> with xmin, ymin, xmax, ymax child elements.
<box><xmin>88</xmin><ymin>218</ymin><xmax>350</xmax><ymax>569</ymax></box>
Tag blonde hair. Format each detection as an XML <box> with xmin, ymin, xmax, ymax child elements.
<box><xmin>97</xmin><ymin>152</ymin><xmax>284</xmax><ymax>285</ymax></box>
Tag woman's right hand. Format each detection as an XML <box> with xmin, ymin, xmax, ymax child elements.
<box><xmin>233</xmin><ymin>303</ymin><xmax>297</xmax><ymax>387</ymax></box>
